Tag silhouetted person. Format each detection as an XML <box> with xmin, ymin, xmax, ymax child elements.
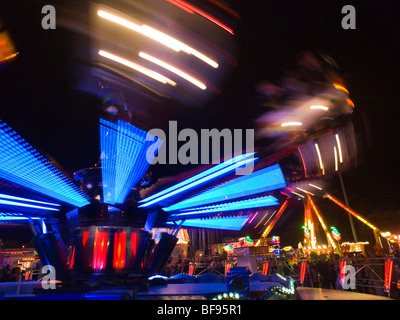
<box><xmin>317</xmin><ymin>254</ymin><xmax>330</xmax><ymax>289</ymax></box>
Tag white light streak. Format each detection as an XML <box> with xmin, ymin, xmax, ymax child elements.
<box><xmin>296</xmin><ymin>187</ymin><xmax>315</xmax><ymax>196</ymax></box>
<box><xmin>97</xmin><ymin>10</ymin><xmax>219</xmax><ymax>68</ymax></box>
<box><xmin>139</xmin><ymin>52</ymin><xmax>206</xmax><ymax>90</ymax></box>
<box><xmin>314</xmin><ymin>143</ymin><xmax>325</xmax><ymax>175</ymax></box>
<box><xmin>335</xmin><ymin>133</ymin><xmax>343</xmax><ymax>163</ymax></box>
<box><xmin>310</xmin><ymin>105</ymin><xmax>329</xmax><ymax>111</ymax></box>
<box><xmin>281</xmin><ymin>122</ymin><xmax>302</xmax><ymax>127</ymax></box>
<box><xmin>334</xmin><ymin>146</ymin><xmax>338</xmax><ymax>171</ymax></box>
<box><xmin>308</xmin><ymin>183</ymin><xmax>322</xmax><ymax>190</ymax></box>
<box><xmin>98</xmin><ymin>50</ymin><xmax>176</xmax><ymax>86</ymax></box>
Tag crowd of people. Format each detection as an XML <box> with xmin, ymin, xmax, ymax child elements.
<box><xmin>161</xmin><ymin>255</ymin><xmax>191</xmax><ymax>277</ymax></box>
<box><xmin>0</xmin><ymin>265</ymin><xmax>22</xmax><ymax>282</ymax></box>
<box><xmin>273</xmin><ymin>244</ymin><xmax>400</xmax><ymax>298</ymax></box>
<box><xmin>159</xmin><ymin>242</ymin><xmax>399</xmax><ymax>299</ymax></box>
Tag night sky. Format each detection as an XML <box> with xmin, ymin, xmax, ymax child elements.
<box><xmin>0</xmin><ymin>0</ymin><xmax>399</xmax><ymax>246</ymax></box>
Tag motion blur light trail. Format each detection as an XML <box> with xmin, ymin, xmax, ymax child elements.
<box><xmin>97</xmin><ymin>9</ymin><xmax>219</xmax><ymax>69</ymax></box>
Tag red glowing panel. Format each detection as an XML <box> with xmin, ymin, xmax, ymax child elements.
<box><xmin>188</xmin><ymin>264</ymin><xmax>194</xmax><ymax>276</ymax></box>
<box><xmin>93</xmin><ymin>231</ymin><xmax>108</xmax><ymax>270</ymax></box>
<box><xmin>113</xmin><ymin>232</ymin><xmax>126</xmax><ymax>269</ymax></box>
<box><xmin>262</xmin><ymin>261</ymin><xmax>269</xmax><ymax>276</ymax></box>
<box><xmin>384</xmin><ymin>258</ymin><xmax>393</xmax><ymax>292</ymax></box>
<box><xmin>82</xmin><ymin>231</ymin><xmax>89</xmax><ymax>247</ymax></box>
<box><xmin>131</xmin><ymin>232</ymin><xmax>137</xmax><ymax>257</ymax></box>
<box><xmin>339</xmin><ymin>259</ymin><xmax>347</xmax><ymax>287</ymax></box>
<box><xmin>300</xmin><ymin>261</ymin><xmax>307</xmax><ymax>283</ymax></box>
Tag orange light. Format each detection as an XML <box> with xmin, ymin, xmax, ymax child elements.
<box><xmin>259</xmin><ymin>200</ymin><xmax>288</xmax><ymax>239</ymax></box>
<box><xmin>0</xmin><ymin>31</ymin><xmax>18</xmax><ymax>62</ymax></box>
<box><xmin>346</xmin><ymin>98</ymin><xmax>355</xmax><ymax>108</ymax></box>
<box><xmin>308</xmin><ymin>195</ymin><xmax>338</xmax><ymax>252</ymax></box>
<box><xmin>262</xmin><ymin>261</ymin><xmax>269</xmax><ymax>276</ymax></box>
<box><xmin>225</xmin><ymin>262</ymin><xmax>233</xmax><ymax>276</ymax></box>
<box><xmin>298</xmin><ymin>147</ymin><xmax>307</xmax><ymax>177</ymax></box>
<box><xmin>333</xmin><ymin>83</ymin><xmax>349</xmax><ymax>94</ymax></box>
<box><xmin>326</xmin><ymin>193</ymin><xmax>379</xmax><ymax>232</ymax></box>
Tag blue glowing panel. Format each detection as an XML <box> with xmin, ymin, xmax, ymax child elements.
<box><xmin>164</xmin><ymin>164</ymin><xmax>286</xmax><ymax>211</ymax></box>
<box><xmin>138</xmin><ymin>153</ymin><xmax>256</xmax><ymax>208</ymax></box>
<box><xmin>167</xmin><ymin>215</ymin><xmax>250</xmax><ymax>231</ymax></box>
<box><xmin>0</xmin><ymin>122</ymin><xmax>90</xmax><ymax>208</ymax></box>
<box><xmin>167</xmin><ymin>195</ymin><xmax>279</xmax><ymax>219</ymax></box>
<box><xmin>100</xmin><ymin>119</ymin><xmax>163</xmax><ymax>205</ymax></box>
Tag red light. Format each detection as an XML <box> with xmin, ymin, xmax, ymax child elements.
<box><xmin>131</xmin><ymin>232</ymin><xmax>137</xmax><ymax>257</ymax></box>
<box><xmin>262</xmin><ymin>261</ymin><xmax>269</xmax><ymax>276</ymax></box>
<box><xmin>93</xmin><ymin>231</ymin><xmax>108</xmax><ymax>270</ymax></box>
<box><xmin>82</xmin><ymin>231</ymin><xmax>89</xmax><ymax>247</ymax></box>
<box><xmin>207</xmin><ymin>0</ymin><xmax>240</xmax><ymax>19</ymax></box>
<box><xmin>166</xmin><ymin>0</ymin><xmax>194</xmax><ymax>13</ymax></box>
<box><xmin>340</xmin><ymin>259</ymin><xmax>347</xmax><ymax>287</ymax></box>
<box><xmin>188</xmin><ymin>263</ymin><xmax>195</xmax><ymax>276</ymax></box>
<box><xmin>225</xmin><ymin>262</ymin><xmax>232</xmax><ymax>276</ymax></box>
<box><xmin>384</xmin><ymin>258</ymin><xmax>393</xmax><ymax>293</ymax></box>
<box><xmin>113</xmin><ymin>232</ymin><xmax>126</xmax><ymax>269</ymax></box>
<box><xmin>69</xmin><ymin>246</ymin><xmax>75</xmax><ymax>269</ymax></box>
<box><xmin>300</xmin><ymin>261</ymin><xmax>307</xmax><ymax>284</ymax></box>
<box><xmin>165</xmin><ymin>0</ymin><xmax>234</xmax><ymax>34</ymax></box>
<box><xmin>248</xmin><ymin>211</ymin><xmax>259</xmax><ymax>224</ymax></box>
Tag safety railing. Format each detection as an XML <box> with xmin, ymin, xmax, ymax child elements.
<box><xmin>294</xmin><ymin>256</ymin><xmax>398</xmax><ymax>298</ymax></box>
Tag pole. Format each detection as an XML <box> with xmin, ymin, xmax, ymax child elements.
<box><xmin>338</xmin><ymin>171</ymin><xmax>358</xmax><ymax>243</ymax></box>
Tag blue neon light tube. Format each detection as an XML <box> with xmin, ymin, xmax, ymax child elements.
<box><xmin>0</xmin><ymin>216</ymin><xmax>43</xmax><ymax>223</ymax></box>
<box><xmin>166</xmin><ymin>215</ymin><xmax>250</xmax><ymax>231</ymax></box>
<box><xmin>139</xmin><ymin>154</ymin><xmax>257</xmax><ymax>208</ymax></box>
<box><xmin>0</xmin><ymin>122</ymin><xmax>90</xmax><ymax>208</ymax></box>
<box><xmin>164</xmin><ymin>164</ymin><xmax>286</xmax><ymax>211</ymax></box>
<box><xmin>0</xmin><ymin>199</ymin><xmax>59</xmax><ymax>211</ymax></box>
<box><xmin>100</xmin><ymin>119</ymin><xmax>163</xmax><ymax>205</ymax></box>
<box><xmin>167</xmin><ymin>195</ymin><xmax>279</xmax><ymax>218</ymax></box>
<box><xmin>138</xmin><ymin>152</ymin><xmax>255</xmax><ymax>205</ymax></box>
<box><xmin>0</xmin><ymin>193</ymin><xmax>60</xmax><ymax>207</ymax></box>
